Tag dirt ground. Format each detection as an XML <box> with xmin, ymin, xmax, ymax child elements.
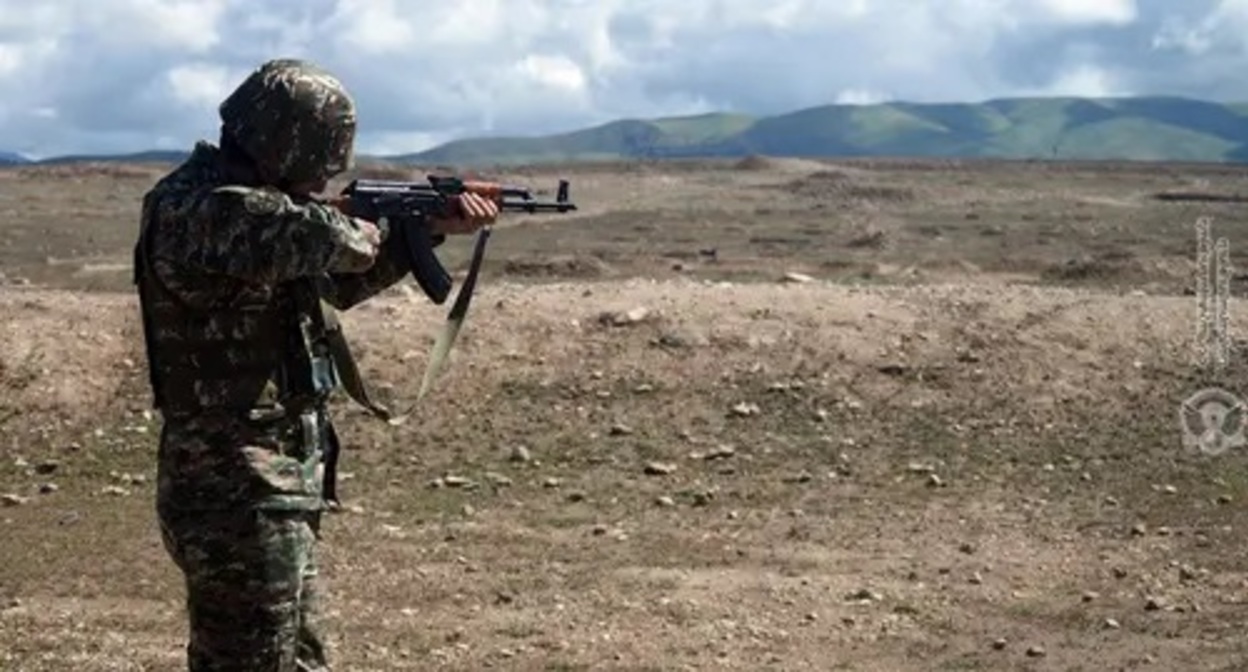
<box><xmin>3</xmin><ymin>154</ymin><xmax>1248</xmax><ymax>670</ymax></box>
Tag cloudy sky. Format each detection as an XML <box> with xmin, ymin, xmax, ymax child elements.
<box><xmin>0</xmin><ymin>0</ymin><xmax>1244</xmax><ymax>158</ymax></box>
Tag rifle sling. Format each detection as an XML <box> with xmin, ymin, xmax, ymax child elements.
<box><xmin>317</xmin><ymin>299</ymin><xmax>393</xmax><ymax>422</ymax></box>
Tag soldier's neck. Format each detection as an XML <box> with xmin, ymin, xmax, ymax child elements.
<box><xmin>217</xmin><ymin>134</ymin><xmax>265</xmax><ymax>187</ymax></box>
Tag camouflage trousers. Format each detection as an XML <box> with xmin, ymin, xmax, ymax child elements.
<box><xmin>158</xmin><ymin>503</ymin><xmax>329</xmax><ymax>671</ymax></box>
<box><xmin>153</xmin><ymin>405</ymin><xmax>336</xmax><ymax>670</ymax></box>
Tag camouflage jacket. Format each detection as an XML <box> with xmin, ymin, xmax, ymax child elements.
<box><xmin>136</xmin><ymin>140</ymin><xmax>420</xmax><ymax>511</ymax></box>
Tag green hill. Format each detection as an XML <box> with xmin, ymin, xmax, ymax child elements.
<box><xmin>7</xmin><ymin>96</ymin><xmax>1248</xmax><ymax>167</ymax></box>
<box><xmin>395</xmin><ymin>95</ymin><xmax>1248</xmax><ymax>166</ymax></box>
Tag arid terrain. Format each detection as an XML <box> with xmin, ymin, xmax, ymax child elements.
<box><xmin>3</xmin><ymin>154</ymin><xmax>1248</xmax><ymax>671</ymax></box>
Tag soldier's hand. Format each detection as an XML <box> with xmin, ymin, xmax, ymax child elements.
<box><xmin>332</xmin><ymin>217</ymin><xmax>382</xmax><ymax>274</ymax></box>
<box><xmin>431</xmin><ymin>192</ymin><xmax>498</xmax><ymax>235</ymax></box>
<box><xmin>355</xmin><ymin>217</ymin><xmax>382</xmax><ymax>249</ymax></box>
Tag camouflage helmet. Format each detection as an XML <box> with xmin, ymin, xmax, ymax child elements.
<box><xmin>219</xmin><ymin>58</ymin><xmax>357</xmax><ymax>185</ymax></box>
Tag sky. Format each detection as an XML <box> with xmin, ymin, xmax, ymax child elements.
<box><xmin>0</xmin><ymin>0</ymin><xmax>1245</xmax><ymax>159</ymax></box>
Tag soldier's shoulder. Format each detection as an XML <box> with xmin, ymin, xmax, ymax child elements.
<box><xmin>209</xmin><ymin>184</ymin><xmax>294</xmax><ymax>218</ymax></box>
<box><xmin>144</xmin><ymin>142</ymin><xmax>224</xmax><ymax>200</ymax></box>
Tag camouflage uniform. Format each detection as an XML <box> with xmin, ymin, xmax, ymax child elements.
<box><xmin>133</xmin><ymin>59</ymin><xmax>423</xmax><ymax>670</ymax></box>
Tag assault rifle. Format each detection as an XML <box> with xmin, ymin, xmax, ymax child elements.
<box><xmin>337</xmin><ymin>175</ymin><xmax>577</xmax><ymax>305</ymax></box>
<box><xmin>334</xmin><ymin>174</ymin><xmax>578</xmax><ymax>405</ymax></box>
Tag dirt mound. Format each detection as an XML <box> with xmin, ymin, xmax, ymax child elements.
<box><xmin>0</xmin><ymin>290</ymin><xmax>143</xmax><ymax>421</ymax></box>
<box><xmin>731</xmin><ymin>155</ymin><xmax>840</xmax><ymax>174</ymax></box>
<box><xmin>779</xmin><ymin>170</ymin><xmax>916</xmax><ymax>203</ymax></box>
<box><xmin>0</xmin><ymin>279</ymin><xmax>1199</xmax><ymax>433</ymax></box>
<box><xmin>4</xmin><ymin>163</ymin><xmax>162</xmax><ymax>181</ymax></box>
<box><xmin>1040</xmin><ymin>250</ymin><xmax>1147</xmax><ymax>284</ymax></box>
<box><xmin>731</xmin><ymin>154</ymin><xmax>776</xmax><ymax>171</ymax></box>
<box><xmin>500</xmin><ymin>254</ymin><xmax>614</xmax><ymax>279</ymax></box>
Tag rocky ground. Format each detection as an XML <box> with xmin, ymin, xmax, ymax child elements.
<box><xmin>2</xmin><ymin>155</ymin><xmax>1248</xmax><ymax>670</ymax></box>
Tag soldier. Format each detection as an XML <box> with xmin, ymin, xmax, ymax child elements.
<box><xmin>132</xmin><ymin>58</ymin><xmax>497</xmax><ymax>670</ymax></box>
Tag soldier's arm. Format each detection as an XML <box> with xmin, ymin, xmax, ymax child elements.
<box><xmin>317</xmin><ymin>220</ymin><xmax>445</xmax><ymax>310</ymax></box>
<box><xmin>153</xmin><ymin>185</ymin><xmax>380</xmax><ymax>285</ymax></box>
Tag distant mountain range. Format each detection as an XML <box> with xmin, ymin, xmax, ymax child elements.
<box><xmin>7</xmin><ymin>95</ymin><xmax>1248</xmax><ymax>167</ymax></box>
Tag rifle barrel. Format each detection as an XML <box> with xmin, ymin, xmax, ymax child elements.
<box><xmin>499</xmin><ymin>200</ymin><xmax>578</xmax><ymax>213</ymax></box>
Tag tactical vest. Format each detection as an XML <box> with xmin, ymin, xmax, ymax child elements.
<box><xmin>132</xmin><ymin>199</ymin><xmax>389</xmax><ymax>423</ymax></box>
<box><xmin>133</xmin><ymin>261</ymin><xmax>330</xmax><ymax>418</ymax></box>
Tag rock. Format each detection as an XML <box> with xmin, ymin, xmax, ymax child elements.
<box><xmin>644</xmin><ymin>462</ymin><xmax>677</xmax><ymax>476</ymax></box>
<box><xmin>599</xmin><ymin>307</ymin><xmax>651</xmax><ymax>326</ymax></box>
<box><xmin>654</xmin><ymin>331</ymin><xmax>702</xmax><ymax>349</ymax></box>
<box><xmin>609</xmin><ymin>423</ymin><xmax>634</xmax><ymax>436</ymax></box>
<box><xmin>380</xmin><ymin>524</ymin><xmax>405</xmax><ymax>537</ymax></box>
<box><xmin>1025</xmin><ymin>646</ymin><xmax>1046</xmax><ymax>658</ymax></box>
<box><xmin>704</xmin><ymin>445</ymin><xmax>736</xmax><ymax>460</ymax></box>
<box><xmin>655</xmin><ymin>496</ymin><xmax>676</xmax><ymax>507</ymax></box>
<box><xmin>484</xmin><ymin>472</ymin><xmax>514</xmax><ymax>487</ymax></box>
<box><xmin>846</xmin><ymin>588</ymin><xmax>882</xmax><ymax>602</ymax></box>
<box><xmin>1</xmin><ymin>494</ymin><xmax>28</xmax><ymax>507</ymax></box>
<box><xmin>781</xmin><ymin>272</ymin><xmax>815</xmax><ymax>284</ymax></box>
<box><xmin>729</xmin><ymin>402</ymin><xmax>760</xmax><ymax>417</ymax></box>
<box><xmin>442</xmin><ymin>475</ymin><xmax>473</xmax><ymax>488</ymax></box>
<box><xmin>38</xmin><ymin>483</ymin><xmax>58</xmax><ymax>494</ymax></box>
<box><xmin>34</xmin><ymin>460</ymin><xmax>59</xmax><ymax>475</ymax></box>
<box><xmin>509</xmin><ymin>445</ymin><xmax>532</xmax><ymax>463</ymax></box>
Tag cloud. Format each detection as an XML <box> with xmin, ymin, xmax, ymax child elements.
<box><xmin>0</xmin><ymin>0</ymin><xmax>1241</xmax><ymax>158</ymax></box>
<box><xmin>166</xmin><ymin>63</ymin><xmax>241</xmax><ymax>109</ymax></box>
